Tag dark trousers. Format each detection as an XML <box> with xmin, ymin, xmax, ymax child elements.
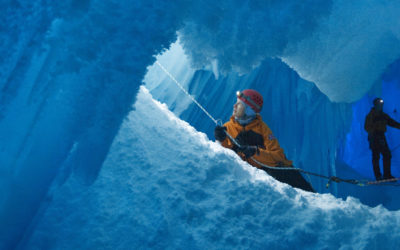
<box><xmin>261</xmin><ymin>166</ymin><xmax>315</xmax><ymax>192</ymax></box>
<box><xmin>369</xmin><ymin>135</ymin><xmax>392</xmax><ymax>178</ymax></box>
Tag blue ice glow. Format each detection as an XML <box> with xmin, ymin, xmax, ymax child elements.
<box><xmin>0</xmin><ymin>1</ymin><xmax>184</xmax><ymax>249</ymax></box>
<box><xmin>25</xmin><ymin>87</ymin><xmax>400</xmax><ymax>249</ymax></box>
<box><xmin>146</xmin><ymin>41</ymin><xmax>400</xmax><ymax>210</ymax></box>
<box><xmin>146</xmin><ymin>41</ymin><xmax>352</xmax><ymax>194</ymax></box>
<box><xmin>341</xmin><ymin>73</ymin><xmax>400</xmax><ymax>181</ymax></box>
<box><xmin>336</xmin><ymin>77</ymin><xmax>400</xmax><ymax>209</ymax></box>
<box><xmin>1</xmin><ymin>0</ymin><xmax>400</xmax><ymax>249</ymax></box>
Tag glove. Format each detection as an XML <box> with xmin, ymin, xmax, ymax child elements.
<box><xmin>237</xmin><ymin>145</ymin><xmax>257</xmax><ymax>158</ymax></box>
<box><xmin>214</xmin><ymin>126</ymin><xmax>227</xmax><ymax>141</ymax></box>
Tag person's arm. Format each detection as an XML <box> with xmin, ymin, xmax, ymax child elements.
<box><xmin>220</xmin><ymin>135</ymin><xmax>232</xmax><ymax>148</ymax></box>
<box><xmin>215</xmin><ymin>123</ymin><xmax>235</xmax><ymax>149</ymax></box>
<box><xmin>251</xmin><ymin>123</ymin><xmax>292</xmax><ymax>166</ymax></box>
<box><xmin>386</xmin><ymin>114</ymin><xmax>400</xmax><ymax>129</ymax></box>
<box><xmin>364</xmin><ymin>112</ymin><xmax>374</xmax><ymax>133</ymax></box>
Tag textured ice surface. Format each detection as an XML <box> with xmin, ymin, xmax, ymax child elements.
<box><xmin>26</xmin><ymin>87</ymin><xmax>400</xmax><ymax>249</ymax></box>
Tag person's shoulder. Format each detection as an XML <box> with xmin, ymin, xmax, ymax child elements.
<box><xmin>382</xmin><ymin>112</ymin><xmax>393</xmax><ymax>120</ymax></box>
<box><xmin>366</xmin><ymin>108</ymin><xmax>377</xmax><ymax>118</ymax></box>
<box><xmin>224</xmin><ymin>116</ymin><xmax>237</xmax><ymax>127</ymax></box>
<box><xmin>255</xmin><ymin>115</ymin><xmax>271</xmax><ymax>132</ymax></box>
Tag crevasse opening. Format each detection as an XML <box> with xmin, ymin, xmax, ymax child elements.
<box><xmin>1</xmin><ymin>0</ymin><xmax>400</xmax><ymax>249</ymax></box>
<box><xmin>25</xmin><ymin>86</ymin><xmax>400</xmax><ymax>249</ymax></box>
<box><xmin>146</xmin><ymin>40</ymin><xmax>400</xmax><ymax>211</ymax></box>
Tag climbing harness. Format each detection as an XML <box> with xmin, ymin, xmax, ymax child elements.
<box><xmin>156</xmin><ymin>60</ymin><xmax>400</xmax><ymax>188</ymax></box>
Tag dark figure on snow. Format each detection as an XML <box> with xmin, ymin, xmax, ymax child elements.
<box><xmin>214</xmin><ymin>89</ymin><xmax>314</xmax><ymax>192</ymax></box>
<box><xmin>364</xmin><ymin>98</ymin><xmax>400</xmax><ymax>181</ymax></box>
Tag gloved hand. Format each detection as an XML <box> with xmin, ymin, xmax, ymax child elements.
<box><xmin>237</xmin><ymin>145</ymin><xmax>257</xmax><ymax>158</ymax></box>
<box><xmin>214</xmin><ymin>126</ymin><xmax>227</xmax><ymax>141</ymax></box>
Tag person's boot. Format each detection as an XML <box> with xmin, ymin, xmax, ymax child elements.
<box><xmin>382</xmin><ymin>148</ymin><xmax>393</xmax><ymax>180</ymax></box>
<box><xmin>383</xmin><ymin>174</ymin><xmax>396</xmax><ymax>180</ymax></box>
<box><xmin>381</xmin><ymin>159</ymin><xmax>396</xmax><ymax>181</ymax></box>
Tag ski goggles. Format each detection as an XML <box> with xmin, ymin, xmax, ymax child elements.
<box><xmin>236</xmin><ymin>91</ymin><xmax>261</xmax><ymax>112</ymax></box>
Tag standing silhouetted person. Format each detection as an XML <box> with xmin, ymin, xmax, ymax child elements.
<box><xmin>364</xmin><ymin>98</ymin><xmax>400</xmax><ymax>180</ymax></box>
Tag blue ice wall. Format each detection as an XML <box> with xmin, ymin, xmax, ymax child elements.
<box><xmin>1</xmin><ymin>1</ymin><xmax>400</xmax><ymax>248</ymax></box>
<box><xmin>336</xmin><ymin>59</ymin><xmax>400</xmax><ymax>209</ymax></box>
<box><xmin>22</xmin><ymin>87</ymin><xmax>400</xmax><ymax>250</ymax></box>
<box><xmin>146</xmin><ymin>43</ymin><xmax>400</xmax><ymax>210</ymax></box>
<box><xmin>341</xmin><ymin>82</ymin><xmax>400</xmax><ymax>180</ymax></box>
<box><xmin>0</xmin><ymin>1</ymin><xmax>184</xmax><ymax>249</ymax></box>
<box><xmin>146</xmin><ymin>46</ymin><xmax>353</xmax><ymax>194</ymax></box>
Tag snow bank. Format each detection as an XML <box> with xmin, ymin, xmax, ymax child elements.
<box><xmin>145</xmin><ymin>41</ymin><xmax>353</xmax><ymax>193</ymax></box>
<box><xmin>2</xmin><ymin>1</ymin><xmax>400</xmax><ymax>249</ymax></box>
<box><xmin>26</xmin><ymin>87</ymin><xmax>400</xmax><ymax>249</ymax></box>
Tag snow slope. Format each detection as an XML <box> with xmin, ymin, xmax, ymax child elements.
<box><xmin>25</xmin><ymin>87</ymin><xmax>400</xmax><ymax>249</ymax></box>
<box><xmin>1</xmin><ymin>1</ymin><xmax>400</xmax><ymax>249</ymax></box>
<box><xmin>146</xmin><ymin>41</ymin><xmax>353</xmax><ymax>194</ymax></box>
<box><xmin>146</xmin><ymin>41</ymin><xmax>400</xmax><ymax>210</ymax></box>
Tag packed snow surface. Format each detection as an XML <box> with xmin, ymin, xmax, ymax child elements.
<box><xmin>1</xmin><ymin>1</ymin><xmax>400</xmax><ymax>249</ymax></box>
<box><xmin>26</xmin><ymin>87</ymin><xmax>400</xmax><ymax>249</ymax></box>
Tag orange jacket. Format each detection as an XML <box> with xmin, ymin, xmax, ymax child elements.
<box><xmin>220</xmin><ymin>115</ymin><xmax>293</xmax><ymax>167</ymax></box>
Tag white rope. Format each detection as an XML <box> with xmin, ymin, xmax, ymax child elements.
<box><xmin>225</xmin><ymin>132</ymin><xmax>300</xmax><ymax>170</ymax></box>
<box><xmin>251</xmin><ymin>157</ymin><xmax>303</xmax><ymax>171</ymax></box>
<box><xmin>156</xmin><ymin>61</ymin><xmax>299</xmax><ymax>170</ymax></box>
<box><xmin>155</xmin><ymin>60</ymin><xmax>396</xmax><ymax>188</ymax></box>
<box><xmin>156</xmin><ymin>61</ymin><xmax>219</xmax><ymax>125</ymax></box>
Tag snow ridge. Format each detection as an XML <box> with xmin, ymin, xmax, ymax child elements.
<box><xmin>27</xmin><ymin>87</ymin><xmax>400</xmax><ymax>249</ymax></box>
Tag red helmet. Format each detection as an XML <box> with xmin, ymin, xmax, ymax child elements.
<box><xmin>236</xmin><ymin>89</ymin><xmax>263</xmax><ymax>113</ymax></box>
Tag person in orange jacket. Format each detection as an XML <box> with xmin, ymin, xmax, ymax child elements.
<box><xmin>364</xmin><ymin>97</ymin><xmax>400</xmax><ymax>180</ymax></box>
<box><xmin>215</xmin><ymin>89</ymin><xmax>314</xmax><ymax>192</ymax></box>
